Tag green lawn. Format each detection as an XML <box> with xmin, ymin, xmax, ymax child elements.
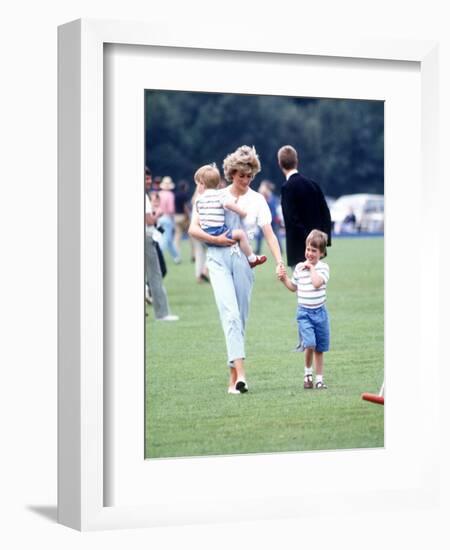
<box><xmin>145</xmin><ymin>237</ymin><xmax>384</xmax><ymax>458</ymax></box>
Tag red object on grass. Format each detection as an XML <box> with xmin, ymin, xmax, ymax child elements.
<box><xmin>361</xmin><ymin>393</ymin><xmax>384</xmax><ymax>405</ymax></box>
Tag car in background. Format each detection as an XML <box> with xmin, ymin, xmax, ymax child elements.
<box><xmin>325</xmin><ymin>195</ymin><xmax>336</xmax><ymax>210</ymax></box>
<box><xmin>330</xmin><ymin>193</ymin><xmax>384</xmax><ymax>234</ymax></box>
<box><xmin>359</xmin><ymin>195</ymin><xmax>384</xmax><ymax>233</ymax></box>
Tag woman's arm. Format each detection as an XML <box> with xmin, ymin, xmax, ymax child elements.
<box><xmin>188</xmin><ymin>210</ymin><xmax>236</xmax><ymax>246</ymax></box>
<box><xmin>261</xmin><ymin>223</ymin><xmax>286</xmax><ymax>277</ymax></box>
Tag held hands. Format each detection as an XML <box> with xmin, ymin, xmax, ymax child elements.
<box><xmin>276</xmin><ymin>261</ymin><xmax>286</xmax><ymax>280</ymax></box>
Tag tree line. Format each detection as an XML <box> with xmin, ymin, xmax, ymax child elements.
<box><xmin>145</xmin><ymin>90</ymin><xmax>384</xmax><ymax>198</ymax></box>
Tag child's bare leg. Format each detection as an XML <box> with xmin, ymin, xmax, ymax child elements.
<box><xmin>231</xmin><ymin>228</ymin><xmax>253</xmax><ymax>257</ymax></box>
<box><xmin>313</xmin><ymin>351</ymin><xmax>327</xmax><ymax>388</ymax></box>
<box><xmin>314</xmin><ymin>351</ymin><xmax>324</xmax><ymax>376</ymax></box>
<box><xmin>303</xmin><ymin>347</ymin><xmax>314</xmax><ymax>389</ymax></box>
<box><xmin>231</xmin><ymin>228</ymin><xmax>266</xmax><ymax>267</ymax></box>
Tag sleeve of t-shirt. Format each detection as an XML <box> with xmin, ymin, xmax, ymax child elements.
<box><xmin>291</xmin><ymin>265</ymin><xmax>301</xmax><ymax>287</ymax></box>
<box><xmin>316</xmin><ymin>263</ymin><xmax>330</xmax><ymax>284</ymax></box>
<box><xmin>217</xmin><ymin>190</ymin><xmax>234</xmax><ymax>209</ymax></box>
<box><xmin>194</xmin><ymin>196</ymin><xmax>200</xmax><ymax>214</ymax></box>
<box><xmin>255</xmin><ymin>193</ymin><xmax>272</xmax><ymax>227</ymax></box>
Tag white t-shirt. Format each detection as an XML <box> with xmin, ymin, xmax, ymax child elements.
<box><xmin>221</xmin><ymin>185</ymin><xmax>272</xmax><ymax>240</ymax></box>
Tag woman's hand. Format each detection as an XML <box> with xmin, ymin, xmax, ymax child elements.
<box><xmin>189</xmin><ymin>210</ymin><xmax>235</xmax><ymax>246</ymax></box>
<box><xmin>214</xmin><ymin>233</ymin><xmax>237</xmax><ymax>246</ymax></box>
<box><xmin>276</xmin><ymin>261</ymin><xmax>286</xmax><ymax>280</ymax></box>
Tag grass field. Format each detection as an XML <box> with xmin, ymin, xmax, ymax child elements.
<box><xmin>145</xmin><ymin>236</ymin><xmax>384</xmax><ymax>459</ymax></box>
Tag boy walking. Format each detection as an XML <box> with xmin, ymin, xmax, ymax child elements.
<box><xmin>279</xmin><ymin>230</ymin><xmax>330</xmax><ymax>389</ymax></box>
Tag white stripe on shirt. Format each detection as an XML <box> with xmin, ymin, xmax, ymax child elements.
<box><xmin>292</xmin><ymin>260</ymin><xmax>329</xmax><ymax>308</ymax></box>
<box><xmin>195</xmin><ymin>189</ymin><xmax>226</xmax><ymax>229</ymax></box>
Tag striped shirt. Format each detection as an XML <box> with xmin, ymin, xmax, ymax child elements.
<box><xmin>292</xmin><ymin>260</ymin><xmax>330</xmax><ymax>309</ymax></box>
<box><xmin>195</xmin><ymin>189</ymin><xmax>228</xmax><ymax>229</ymax></box>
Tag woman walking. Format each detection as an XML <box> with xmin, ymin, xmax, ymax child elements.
<box><xmin>189</xmin><ymin>145</ymin><xmax>285</xmax><ymax>394</ymax></box>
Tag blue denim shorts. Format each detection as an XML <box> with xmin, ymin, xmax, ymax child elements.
<box><xmin>204</xmin><ymin>224</ymin><xmax>233</xmax><ymax>244</ymax></box>
<box><xmin>296</xmin><ymin>305</ymin><xmax>330</xmax><ymax>352</ymax></box>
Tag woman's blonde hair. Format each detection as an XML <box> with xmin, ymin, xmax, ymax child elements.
<box><xmin>222</xmin><ymin>145</ymin><xmax>261</xmax><ymax>183</ymax></box>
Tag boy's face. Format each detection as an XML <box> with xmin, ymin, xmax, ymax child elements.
<box><xmin>305</xmin><ymin>244</ymin><xmax>323</xmax><ymax>265</ymax></box>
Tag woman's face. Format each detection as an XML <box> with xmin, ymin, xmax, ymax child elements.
<box><xmin>231</xmin><ymin>170</ymin><xmax>253</xmax><ymax>193</ymax></box>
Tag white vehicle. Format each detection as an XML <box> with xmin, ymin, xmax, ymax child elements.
<box><xmin>325</xmin><ymin>195</ymin><xmax>336</xmax><ymax>210</ymax></box>
<box><xmin>359</xmin><ymin>196</ymin><xmax>384</xmax><ymax>233</ymax></box>
<box><xmin>330</xmin><ymin>193</ymin><xmax>384</xmax><ymax>234</ymax></box>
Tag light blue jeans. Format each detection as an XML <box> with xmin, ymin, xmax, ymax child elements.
<box><xmin>158</xmin><ymin>215</ymin><xmax>180</xmax><ymax>262</ymax></box>
<box><xmin>207</xmin><ymin>245</ymin><xmax>255</xmax><ymax>363</ymax></box>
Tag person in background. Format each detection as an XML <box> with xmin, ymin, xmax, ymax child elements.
<box><xmin>158</xmin><ymin>176</ymin><xmax>181</xmax><ymax>264</ymax></box>
<box><xmin>147</xmin><ymin>190</ymin><xmax>167</xmax><ymax>282</ymax></box>
<box><xmin>145</xmin><ymin>167</ymin><xmax>179</xmax><ymax>321</ymax></box>
<box><xmin>278</xmin><ymin>145</ymin><xmax>331</xmax><ymax>267</ymax></box>
<box><xmin>342</xmin><ymin>207</ymin><xmax>357</xmax><ymax>233</ymax></box>
<box><xmin>174</xmin><ymin>180</ymin><xmax>192</xmax><ymax>259</ymax></box>
<box><xmin>254</xmin><ymin>180</ymin><xmax>283</xmax><ymax>255</ymax></box>
<box><xmin>152</xmin><ymin>176</ymin><xmax>161</xmax><ymax>193</ymax></box>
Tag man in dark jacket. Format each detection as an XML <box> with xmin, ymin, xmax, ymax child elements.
<box><xmin>278</xmin><ymin>145</ymin><xmax>331</xmax><ymax>267</ymax></box>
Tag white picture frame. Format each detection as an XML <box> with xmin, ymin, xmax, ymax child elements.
<box><xmin>58</xmin><ymin>18</ymin><xmax>439</xmax><ymax>531</ymax></box>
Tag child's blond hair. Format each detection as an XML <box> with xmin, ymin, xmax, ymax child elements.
<box><xmin>194</xmin><ymin>163</ymin><xmax>221</xmax><ymax>189</ymax></box>
<box><xmin>306</xmin><ymin>229</ymin><xmax>328</xmax><ymax>257</ymax></box>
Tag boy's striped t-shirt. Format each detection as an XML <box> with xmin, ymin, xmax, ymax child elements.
<box><xmin>195</xmin><ymin>189</ymin><xmax>227</xmax><ymax>229</ymax></box>
<box><xmin>292</xmin><ymin>260</ymin><xmax>330</xmax><ymax>308</ymax></box>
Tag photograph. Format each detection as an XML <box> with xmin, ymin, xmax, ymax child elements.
<box><xmin>144</xmin><ymin>90</ymin><xmax>384</xmax><ymax>459</ymax></box>
<box><xmin>0</xmin><ymin>0</ymin><xmax>445</xmax><ymax>542</ymax></box>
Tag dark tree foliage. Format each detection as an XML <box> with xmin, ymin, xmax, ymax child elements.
<box><xmin>145</xmin><ymin>90</ymin><xmax>384</xmax><ymax>198</ymax></box>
